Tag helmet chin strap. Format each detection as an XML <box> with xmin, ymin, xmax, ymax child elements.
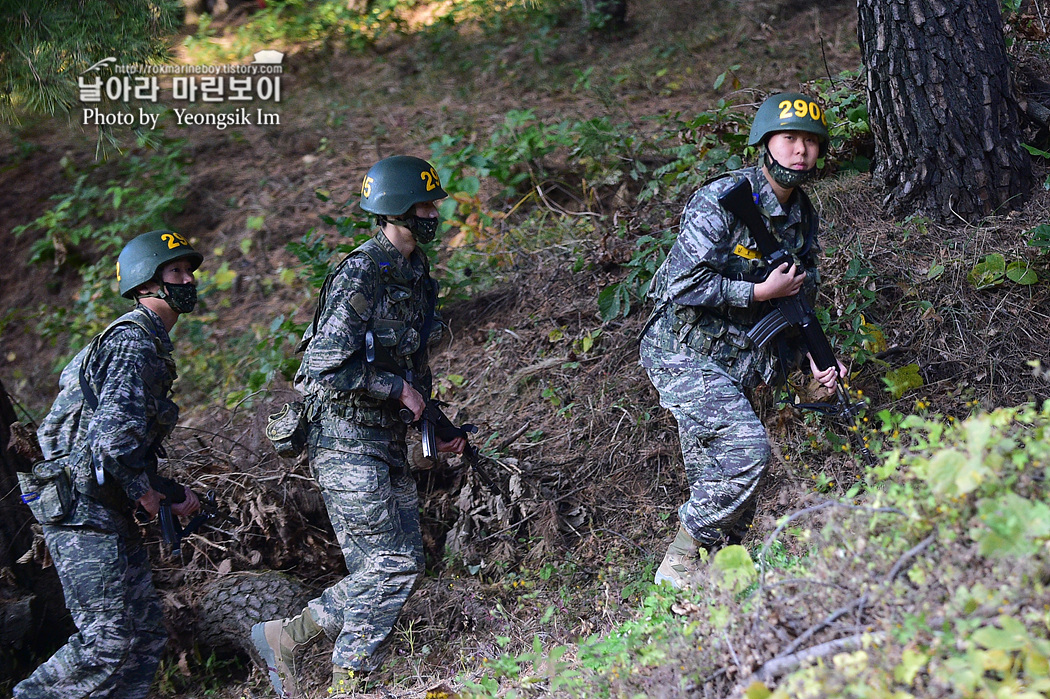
<box><xmin>764</xmin><ymin>147</ymin><xmax>818</xmax><ymax>189</ymax></box>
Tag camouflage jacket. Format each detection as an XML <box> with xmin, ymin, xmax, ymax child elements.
<box><xmin>294</xmin><ymin>231</ymin><xmax>440</xmax><ymax>426</ymax></box>
<box><xmin>640</xmin><ymin>166</ymin><xmax>822</xmax><ymax>387</ymax></box>
<box><xmin>37</xmin><ymin>305</ymin><xmax>179</xmax><ymax>506</ymax></box>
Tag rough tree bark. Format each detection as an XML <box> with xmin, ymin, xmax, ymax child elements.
<box><xmin>858</xmin><ymin>0</ymin><xmax>1033</xmax><ymax>222</ymax></box>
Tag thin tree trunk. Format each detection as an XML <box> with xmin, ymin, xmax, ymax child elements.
<box><xmin>858</xmin><ymin>0</ymin><xmax>1032</xmax><ymax>222</ymax></box>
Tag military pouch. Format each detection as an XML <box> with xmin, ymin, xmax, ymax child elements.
<box><xmin>17</xmin><ymin>458</ymin><xmax>76</xmax><ymax>524</ymax></box>
<box><xmin>265</xmin><ymin>401</ymin><xmax>308</xmax><ymax>458</ymax></box>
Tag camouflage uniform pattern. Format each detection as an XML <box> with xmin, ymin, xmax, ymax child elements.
<box><xmin>295</xmin><ymin>232</ymin><xmax>437</xmax><ymax>671</ymax></box>
<box><xmin>16</xmin><ymin>306</ymin><xmax>177</xmax><ymax>699</ymax></box>
<box><xmin>640</xmin><ymin>166</ymin><xmax>822</xmax><ymax>546</ymax></box>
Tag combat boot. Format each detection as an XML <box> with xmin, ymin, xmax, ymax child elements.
<box><xmin>250</xmin><ymin>608</ymin><xmax>325</xmax><ymax>698</ymax></box>
<box><xmin>654</xmin><ymin>524</ymin><xmax>707</xmax><ymax>590</ymax></box>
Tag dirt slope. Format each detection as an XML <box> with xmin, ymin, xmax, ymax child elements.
<box><xmin>2</xmin><ymin>0</ymin><xmax>1049</xmax><ymax>697</ymax></box>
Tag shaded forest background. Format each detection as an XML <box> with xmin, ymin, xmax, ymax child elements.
<box><xmin>1</xmin><ymin>0</ymin><xmax>1050</xmax><ymax>697</ymax></box>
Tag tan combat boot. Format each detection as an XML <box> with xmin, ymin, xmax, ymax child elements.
<box><xmin>250</xmin><ymin>608</ymin><xmax>325</xmax><ymax>698</ymax></box>
<box><xmin>654</xmin><ymin>524</ymin><xmax>707</xmax><ymax>590</ymax></box>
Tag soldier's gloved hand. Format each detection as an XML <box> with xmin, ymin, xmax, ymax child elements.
<box><xmin>398</xmin><ymin>382</ymin><xmax>426</xmax><ymax>422</ymax></box>
<box><xmin>437</xmin><ymin>436</ymin><xmax>466</xmax><ymax>455</ymax></box>
<box><xmin>171</xmin><ymin>486</ymin><xmax>200</xmax><ymax>518</ymax></box>
<box><xmin>754</xmin><ymin>262</ymin><xmax>806</xmax><ymax>302</ymax></box>
<box><xmin>137</xmin><ymin>488</ymin><xmax>163</xmax><ymax>518</ymax></box>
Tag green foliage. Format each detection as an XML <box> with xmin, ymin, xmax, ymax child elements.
<box><xmin>813</xmin><ymin>69</ymin><xmax>872</xmax><ymax>173</ymax></box>
<box><xmin>184</xmin><ymin>0</ymin><xmax>410</xmax><ymax>61</ymax></box>
<box><xmin>1027</xmin><ymin>223</ymin><xmax>1050</xmax><ymax>253</ymax></box>
<box><xmin>0</xmin><ymin>0</ymin><xmax>182</xmax><ymax>121</ymax></box>
<box><xmin>1024</xmin><ymin>144</ymin><xmax>1050</xmax><ymax>190</ymax></box>
<box><xmin>968</xmin><ymin>252</ymin><xmax>1040</xmax><ymax>288</ymax></box>
<box><xmin>881</xmin><ymin>363</ymin><xmax>924</xmax><ymax>400</ymax></box>
<box><xmin>16</xmin><ymin>138</ymin><xmax>189</xmax><ymax>356</ymax></box>
<box><xmin>597</xmin><ymin>226</ymin><xmax>673</xmax><ymax>321</ymax></box>
<box><xmin>819</xmin><ymin>244</ymin><xmax>882</xmax><ymax>364</ymax></box>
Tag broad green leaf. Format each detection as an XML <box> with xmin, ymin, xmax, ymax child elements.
<box><xmin>923</xmin><ymin>448</ymin><xmax>989</xmax><ymax>497</ymax></box>
<box><xmin>894</xmin><ymin>648</ymin><xmax>929</xmax><ymax>684</ymax></box>
<box><xmin>712</xmin><ymin>545</ymin><xmax>756</xmax><ymax>593</ymax></box>
<box><xmin>212</xmin><ymin>262</ymin><xmax>237</xmax><ymax>290</ymax></box>
<box><xmin>972</xmin><ymin>617</ymin><xmax>1030</xmax><ymax>652</ymax></box>
<box><xmin>927</xmin><ymin>263</ymin><xmax>945</xmax><ymax>281</ymax></box>
<box><xmin>743</xmin><ymin>682</ymin><xmax>772</xmax><ymax>699</ymax></box>
<box><xmin>968</xmin><ymin>253</ymin><xmax>1006</xmax><ymax>289</ymax></box>
<box><xmin>1006</xmin><ymin>260</ymin><xmax>1038</xmax><ymax>284</ymax></box>
<box><xmin>882</xmin><ymin>364</ymin><xmax>924</xmax><ymax>399</ymax></box>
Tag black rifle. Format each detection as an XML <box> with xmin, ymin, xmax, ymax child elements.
<box><xmin>137</xmin><ymin>482</ymin><xmax>237</xmax><ymax>558</ymax></box>
<box><xmin>365</xmin><ymin>330</ymin><xmax>501</xmax><ymax>495</ymax></box>
<box><xmin>718</xmin><ymin>178</ymin><xmax>873</xmax><ymax>463</ymax></box>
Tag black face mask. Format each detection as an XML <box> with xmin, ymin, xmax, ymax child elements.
<box><xmin>407</xmin><ymin>216</ymin><xmax>439</xmax><ymax>244</ymax></box>
<box><xmin>162</xmin><ymin>282</ymin><xmax>198</xmax><ymax>313</ymax></box>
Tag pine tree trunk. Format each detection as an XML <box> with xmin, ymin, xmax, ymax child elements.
<box><xmin>858</xmin><ymin>0</ymin><xmax>1033</xmax><ymax>222</ymax></box>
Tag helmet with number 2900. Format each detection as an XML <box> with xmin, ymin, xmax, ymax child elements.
<box><xmin>749</xmin><ymin>92</ymin><xmax>829</xmax><ymax>156</ymax></box>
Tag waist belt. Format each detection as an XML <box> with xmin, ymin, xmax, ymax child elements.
<box><xmin>320</xmin><ymin>400</ymin><xmax>399</xmax><ymax>428</ymax></box>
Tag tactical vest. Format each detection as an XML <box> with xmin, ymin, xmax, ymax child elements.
<box><xmin>298</xmin><ymin>236</ymin><xmax>437</xmax><ymax>426</ymax></box>
<box><xmin>39</xmin><ymin>307</ymin><xmax>177</xmax><ymax>502</ymax></box>
<box><xmin>642</xmin><ymin>172</ymin><xmax>820</xmax><ymax>386</ymax></box>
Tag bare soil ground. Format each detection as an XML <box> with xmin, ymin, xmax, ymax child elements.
<box><xmin>2</xmin><ymin>0</ymin><xmax>1049</xmax><ymax>697</ymax></box>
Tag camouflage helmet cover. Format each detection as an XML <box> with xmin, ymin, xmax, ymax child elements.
<box><xmin>748</xmin><ymin>92</ymin><xmax>830</xmax><ymax>155</ymax></box>
<box><xmin>360</xmin><ymin>155</ymin><xmax>447</xmax><ymax>216</ymax></box>
<box><xmin>116</xmin><ymin>230</ymin><xmax>203</xmax><ymax>298</ymax></box>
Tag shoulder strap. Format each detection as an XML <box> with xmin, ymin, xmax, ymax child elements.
<box><xmin>301</xmin><ymin>237</ymin><xmax>390</xmax><ymax>354</ymax></box>
<box><xmin>78</xmin><ymin>312</ymin><xmax>157</xmax><ymax>412</ymax></box>
<box><xmin>794</xmin><ymin>187</ymin><xmax>819</xmax><ymax>260</ymax></box>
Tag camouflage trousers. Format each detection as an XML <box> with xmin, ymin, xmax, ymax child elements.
<box><xmin>13</xmin><ymin>520</ymin><xmax>167</xmax><ymax>699</ymax></box>
<box><xmin>306</xmin><ymin>414</ymin><xmax>424</xmax><ymax>672</ymax></box>
<box><xmin>646</xmin><ymin>359</ymin><xmax>772</xmax><ymax>547</ymax></box>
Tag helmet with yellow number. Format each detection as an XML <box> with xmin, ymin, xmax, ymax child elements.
<box><xmin>116</xmin><ymin>230</ymin><xmax>203</xmax><ymax>298</ymax></box>
<box><xmin>748</xmin><ymin>92</ymin><xmax>830</xmax><ymax>156</ymax></box>
<box><xmin>360</xmin><ymin>155</ymin><xmax>447</xmax><ymax>216</ymax></box>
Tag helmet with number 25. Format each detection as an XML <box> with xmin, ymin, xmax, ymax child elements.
<box><xmin>360</xmin><ymin>155</ymin><xmax>447</xmax><ymax>244</ymax></box>
<box><xmin>116</xmin><ymin>230</ymin><xmax>203</xmax><ymax>298</ymax></box>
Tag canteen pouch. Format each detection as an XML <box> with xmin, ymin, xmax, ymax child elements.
<box><xmin>17</xmin><ymin>458</ymin><xmax>76</xmax><ymax>524</ymax></box>
<box><xmin>266</xmin><ymin>401</ymin><xmax>308</xmax><ymax>458</ymax></box>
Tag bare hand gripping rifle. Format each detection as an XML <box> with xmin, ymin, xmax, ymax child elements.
<box><xmin>364</xmin><ymin>330</ymin><xmax>501</xmax><ymax>495</ymax></box>
<box><xmin>136</xmin><ymin>482</ymin><xmax>237</xmax><ymax>558</ymax></box>
<box><xmin>718</xmin><ymin>178</ymin><xmax>874</xmax><ymax>463</ymax></box>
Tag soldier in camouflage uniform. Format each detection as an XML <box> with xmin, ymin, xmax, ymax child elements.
<box><xmin>15</xmin><ymin>230</ymin><xmax>204</xmax><ymax>699</ymax></box>
<box><xmin>252</xmin><ymin>155</ymin><xmax>465</xmax><ymax>698</ymax></box>
<box><xmin>641</xmin><ymin>93</ymin><xmax>847</xmax><ymax>589</ymax></box>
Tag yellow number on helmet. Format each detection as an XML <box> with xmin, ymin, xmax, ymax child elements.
<box><xmin>778</xmin><ymin>100</ymin><xmax>793</xmax><ymax>119</ymax></box>
<box><xmin>160</xmin><ymin>232</ymin><xmax>188</xmax><ymax>249</ymax></box>
<box><xmin>362</xmin><ymin>175</ymin><xmax>373</xmax><ymax>197</ymax></box>
<box><xmin>420</xmin><ymin>167</ymin><xmax>441</xmax><ymax>191</ymax></box>
<box><xmin>794</xmin><ymin>99</ymin><xmax>808</xmax><ymax>118</ymax></box>
<box><xmin>116</xmin><ymin>261</ymin><xmax>121</xmax><ymax>282</ymax></box>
